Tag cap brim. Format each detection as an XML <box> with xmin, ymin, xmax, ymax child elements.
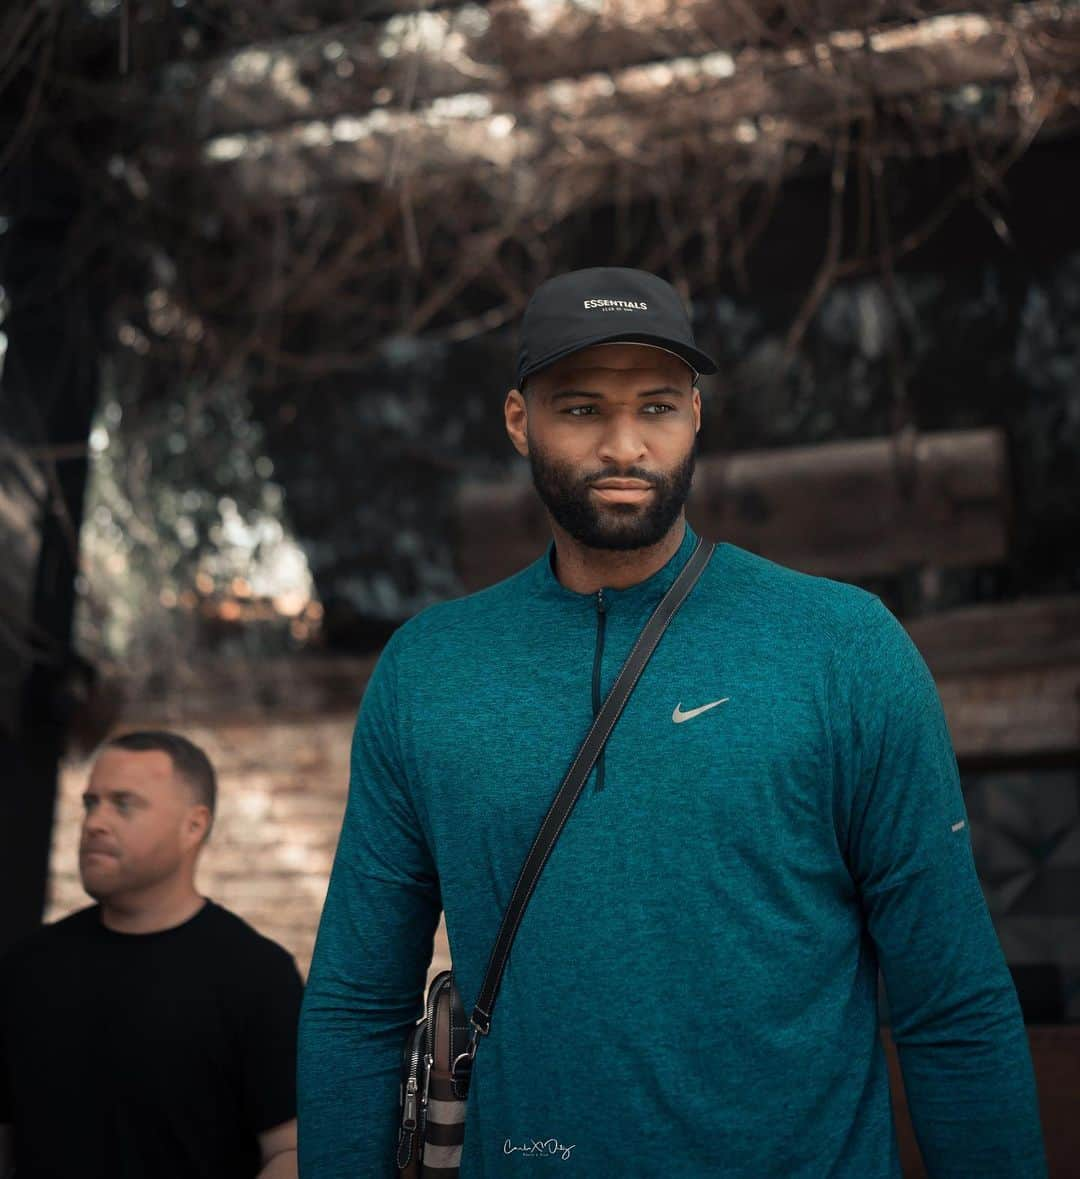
<box><xmin>519</xmin><ymin>331</ymin><xmax>717</xmax><ymax>387</ymax></box>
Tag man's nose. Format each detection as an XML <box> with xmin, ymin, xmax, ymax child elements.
<box><xmin>596</xmin><ymin>413</ymin><xmax>647</xmax><ymax>469</ymax></box>
<box><xmin>83</xmin><ymin>809</ymin><xmax>110</xmax><ymax>837</ymax></box>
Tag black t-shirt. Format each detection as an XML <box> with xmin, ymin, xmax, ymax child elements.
<box><xmin>0</xmin><ymin>899</ymin><xmax>303</xmax><ymax>1179</ymax></box>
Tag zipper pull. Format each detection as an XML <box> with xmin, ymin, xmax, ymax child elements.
<box><xmin>402</xmin><ymin>1075</ymin><xmax>418</xmax><ymax>1130</ymax></box>
<box><xmin>597</xmin><ymin>588</ymin><xmax>606</xmax><ymax>614</ymax></box>
<box><xmin>421</xmin><ymin>1053</ymin><xmax>434</xmax><ymax>1107</ymax></box>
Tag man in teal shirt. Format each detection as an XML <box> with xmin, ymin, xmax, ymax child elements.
<box><xmin>298</xmin><ymin>268</ymin><xmax>1046</xmax><ymax>1176</ymax></box>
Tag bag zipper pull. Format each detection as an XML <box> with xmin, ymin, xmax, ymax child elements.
<box><xmin>402</xmin><ymin>1075</ymin><xmax>419</xmax><ymax>1130</ymax></box>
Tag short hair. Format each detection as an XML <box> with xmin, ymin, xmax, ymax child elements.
<box><xmin>103</xmin><ymin>729</ymin><xmax>217</xmax><ymax>831</ymax></box>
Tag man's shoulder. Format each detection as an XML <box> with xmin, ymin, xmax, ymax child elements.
<box><xmin>712</xmin><ymin>541</ymin><xmax>880</xmax><ymax>643</ymax></box>
<box><xmin>389</xmin><ymin>558</ymin><xmax>541</xmax><ymax>649</ymax></box>
<box><xmin>47</xmin><ymin>904</ymin><xmax>102</xmax><ymax>935</ymax></box>
<box><xmin>196</xmin><ymin>901</ymin><xmax>301</xmax><ymax>979</ymax></box>
<box><xmin>0</xmin><ymin>905</ymin><xmax>101</xmax><ymax>979</ymax></box>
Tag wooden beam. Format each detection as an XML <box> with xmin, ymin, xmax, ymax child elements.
<box><xmin>937</xmin><ymin>663</ymin><xmax>1080</xmax><ymax>762</ymax></box>
<box><xmin>693</xmin><ymin>428</ymin><xmax>1012</xmax><ymax>578</ymax></box>
<box><xmin>456</xmin><ymin>474</ymin><xmax>555</xmax><ymax>593</ymax></box>
<box><xmin>907</xmin><ymin>594</ymin><xmax>1080</xmax><ymax>677</ymax></box>
<box><xmin>455</xmin><ymin>429</ymin><xmax>1012</xmax><ymax>589</ymax></box>
<box><xmin>102</xmin><ymin>654</ymin><xmax>380</xmax><ymax>724</ymax></box>
<box><xmin>910</xmin><ymin>596</ymin><xmax>1080</xmax><ymax>761</ymax></box>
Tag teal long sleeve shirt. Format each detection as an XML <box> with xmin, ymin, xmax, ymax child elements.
<box><xmin>298</xmin><ymin>525</ymin><xmax>1047</xmax><ymax>1177</ymax></box>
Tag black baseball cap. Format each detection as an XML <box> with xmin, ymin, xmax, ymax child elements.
<box><xmin>515</xmin><ymin>267</ymin><xmax>717</xmax><ymax>389</ymax></box>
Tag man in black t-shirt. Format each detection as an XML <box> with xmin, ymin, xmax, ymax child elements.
<box><xmin>0</xmin><ymin>730</ymin><xmax>303</xmax><ymax>1179</ymax></box>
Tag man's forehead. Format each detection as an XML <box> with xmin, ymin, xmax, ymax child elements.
<box><xmin>89</xmin><ymin>747</ymin><xmax>175</xmax><ymax>784</ymax></box>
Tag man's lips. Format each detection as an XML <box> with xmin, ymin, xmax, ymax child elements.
<box><xmin>589</xmin><ymin>479</ymin><xmax>655</xmax><ymax>504</ymax></box>
<box><xmin>81</xmin><ymin>847</ymin><xmax>119</xmax><ymax>859</ymax></box>
<box><xmin>590</xmin><ymin>478</ymin><xmax>653</xmax><ymax>489</ymax></box>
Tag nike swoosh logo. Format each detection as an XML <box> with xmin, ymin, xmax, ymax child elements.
<box><xmin>672</xmin><ymin>698</ymin><xmax>730</xmax><ymax>724</ymax></box>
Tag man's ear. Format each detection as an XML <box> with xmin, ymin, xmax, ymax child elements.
<box><xmin>692</xmin><ymin>387</ymin><xmax>702</xmax><ymax>434</ymax></box>
<box><xmin>504</xmin><ymin>388</ymin><xmax>530</xmax><ymax>458</ymax></box>
<box><xmin>183</xmin><ymin>805</ymin><xmax>212</xmax><ymax>850</ymax></box>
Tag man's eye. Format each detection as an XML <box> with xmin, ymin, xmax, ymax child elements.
<box><xmin>564</xmin><ymin>405</ymin><xmax>597</xmax><ymax>416</ymax></box>
<box><xmin>643</xmin><ymin>403</ymin><xmax>675</xmax><ymax>414</ymax></box>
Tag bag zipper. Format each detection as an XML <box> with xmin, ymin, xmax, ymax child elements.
<box><xmin>401</xmin><ymin>971</ymin><xmax>452</xmax><ymax>1151</ymax></box>
<box><xmin>397</xmin><ymin>1023</ymin><xmax>424</xmax><ymax>1167</ymax></box>
<box><xmin>592</xmin><ymin>589</ymin><xmax>607</xmax><ymax>794</ymax></box>
<box><xmin>402</xmin><ymin>1072</ymin><xmax>419</xmax><ymax>1131</ymax></box>
<box><xmin>425</xmin><ymin>972</ymin><xmax>453</xmax><ymax>1066</ymax></box>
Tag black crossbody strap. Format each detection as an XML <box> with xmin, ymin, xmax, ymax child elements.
<box><xmin>465</xmin><ymin>537</ymin><xmax>715</xmax><ymax>1047</ymax></box>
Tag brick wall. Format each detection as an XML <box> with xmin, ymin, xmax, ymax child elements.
<box><xmin>46</xmin><ymin>712</ymin><xmax>451</xmax><ymax>985</ymax></box>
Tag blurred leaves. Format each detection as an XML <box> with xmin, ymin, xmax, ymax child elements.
<box><xmin>75</xmin><ymin>365</ymin><xmax>316</xmax><ymax>668</ymax></box>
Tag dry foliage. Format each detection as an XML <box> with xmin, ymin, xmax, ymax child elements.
<box><xmin>1</xmin><ymin>0</ymin><xmax>1079</xmax><ymax>425</ymax></box>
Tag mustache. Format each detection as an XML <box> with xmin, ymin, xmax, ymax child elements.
<box><xmin>583</xmin><ymin>467</ymin><xmax>663</xmax><ymax>487</ymax></box>
<box><xmin>80</xmin><ymin>841</ymin><xmax>119</xmax><ymax>855</ymax></box>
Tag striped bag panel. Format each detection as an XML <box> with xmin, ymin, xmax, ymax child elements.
<box><xmin>421</xmin><ymin>1068</ymin><xmax>467</xmax><ymax>1178</ymax></box>
<box><xmin>399</xmin><ymin>971</ymin><xmax>472</xmax><ymax>1178</ymax></box>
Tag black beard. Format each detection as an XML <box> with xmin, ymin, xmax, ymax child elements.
<box><xmin>527</xmin><ymin>442</ymin><xmax>695</xmax><ymax>551</ymax></box>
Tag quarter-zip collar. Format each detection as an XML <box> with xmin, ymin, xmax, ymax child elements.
<box><xmin>532</xmin><ymin>519</ymin><xmax>702</xmax><ymax>611</ymax></box>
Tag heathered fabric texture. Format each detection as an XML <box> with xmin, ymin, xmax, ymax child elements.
<box><xmin>298</xmin><ymin>525</ymin><xmax>1046</xmax><ymax>1178</ymax></box>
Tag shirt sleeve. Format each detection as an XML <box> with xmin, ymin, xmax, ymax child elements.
<box><xmin>240</xmin><ymin>941</ymin><xmax>304</xmax><ymax>1133</ymax></box>
<box><xmin>297</xmin><ymin>631</ymin><xmax>442</xmax><ymax>1179</ymax></box>
<box><xmin>835</xmin><ymin>596</ymin><xmax>1047</xmax><ymax>1178</ymax></box>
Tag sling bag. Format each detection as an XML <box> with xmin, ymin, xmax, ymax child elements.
<box><xmin>397</xmin><ymin>537</ymin><xmax>715</xmax><ymax>1178</ymax></box>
